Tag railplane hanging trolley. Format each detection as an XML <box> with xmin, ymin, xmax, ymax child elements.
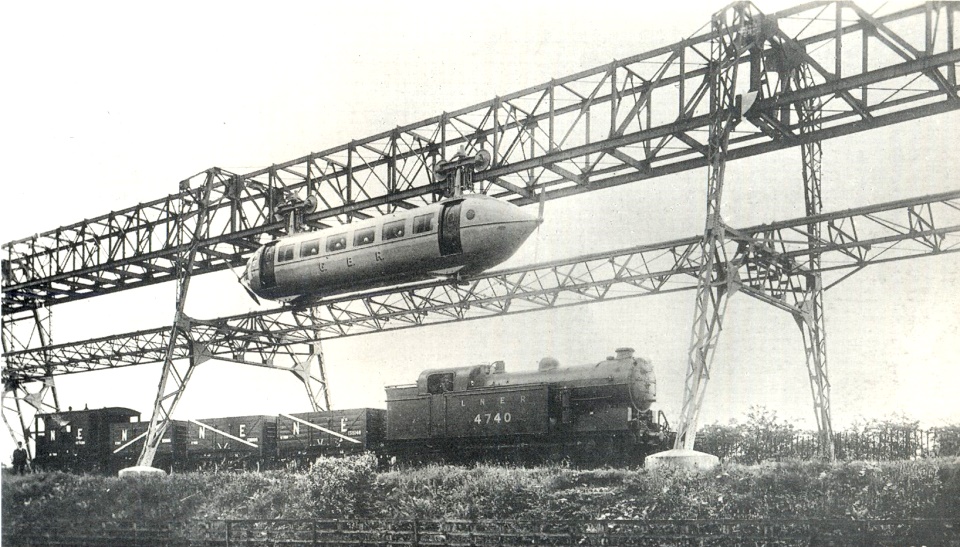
<box><xmin>241</xmin><ymin>151</ymin><xmax>540</xmax><ymax>303</ymax></box>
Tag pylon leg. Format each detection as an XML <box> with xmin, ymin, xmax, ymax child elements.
<box><xmin>2</xmin><ymin>375</ymin><xmax>58</xmax><ymax>459</ymax></box>
<box><xmin>794</xmin><ymin>280</ymin><xmax>834</xmax><ymax>460</ymax></box>
<box><xmin>676</xmin><ymin>267</ymin><xmax>735</xmax><ymax>449</ymax></box>
<box><xmin>674</xmin><ymin>4</ymin><xmax>755</xmax><ymax>450</ymax></box>
<box><xmin>2</xmin><ymin>307</ymin><xmax>60</xmax><ymax>458</ymax></box>
<box><xmin>288</xmin><ymin>341</ymin><xmax>331</xmax><ymax>412</ymax></box>
<box><xmin>796</xmin><ymin>70</ymin><xmax>835</xmax><ymax>460</ymax></box>
<box><xmin>138</xmin><ymin>325</ymin><xmax>204</xmax><ymax>468</ymax></box>
<box><xmin>286</xmin><ymin>308</ymin><xmax>331</xmax><ymax>411</ymax></box>
<box><xmin>138</xmin><ymin>173</ymin><xmax>216</xmax><ymax>468</ymax></box>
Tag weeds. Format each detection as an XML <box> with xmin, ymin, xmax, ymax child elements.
<box><xmin>3</xmin><ymin>456</ymin><xmax>958</xmax><ymax>540</ymax></box>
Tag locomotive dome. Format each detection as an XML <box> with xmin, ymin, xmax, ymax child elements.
<box><xmin>538</xmin><ymin>357</ymin><xmax>560</xmax><ymax>371</ymax></box>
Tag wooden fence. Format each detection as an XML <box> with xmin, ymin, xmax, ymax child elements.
<box><xmin>5</xmin><ymin>518</ymin><xmax>958</xmax><ymax>546</ymax></box>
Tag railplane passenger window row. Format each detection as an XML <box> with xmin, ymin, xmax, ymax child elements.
<box><xmin>280</xmin><ymin>211</ymin><xmax>439</xmax><ymax>261</ymax></box>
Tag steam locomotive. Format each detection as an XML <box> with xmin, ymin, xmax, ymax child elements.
<box><xmin>386</xmin><ymin>347</ymin><xmax>670</xmax><ymax>465</ymax></box>
<box><xmin>30</xmin><ymin>348</ymin><xmax>671</xmax><ymax>472</ymax></box>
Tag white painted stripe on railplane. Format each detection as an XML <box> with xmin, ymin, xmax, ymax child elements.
<box><xmin>113</xmin><ymin>431</ymin><xmax>148</xmax><ymax>454</ymax></box>
<box><xmin>189</xmin><ymin>419</ymin><xmax>259</xmax><ymax>448</ymax></box>
<box><xmin>279</xmin><ymin>413</ymin><xmax>362</xmax><ymax>444</ymax></box>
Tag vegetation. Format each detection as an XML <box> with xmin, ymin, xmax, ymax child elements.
<box><xmin>695</xmin><ymin>406</ymin><xmax>960</xmax><ymax>463</ymax></box>
<box><xmin>3</xmin><ymin>456</ymin><xmax>959</xmax><ymax>538</ymax></box>
<box><xmin>4</xmin><ymin>412</ymin><xmax>958</xmax><ymax>543</ymax></box>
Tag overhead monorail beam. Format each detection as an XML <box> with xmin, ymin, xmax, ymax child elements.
<box><xmin>5</xmin><ymin>189</ymin><xmax>958</xmax><ymax>379</ymax></box>
<box><xmin>3</xmin><ymin>1</ymin><xmax>958</xmax><ymax>315</ymax></box>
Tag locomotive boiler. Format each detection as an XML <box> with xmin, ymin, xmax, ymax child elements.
<box><xmin>384</xmin><ymin>347</ymin><xmax>670</xmax><ymax>465</ymax></box>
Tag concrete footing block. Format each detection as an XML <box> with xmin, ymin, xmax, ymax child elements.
<box><xmin>118</xmin><ymin>465</ymin><xmax>167</xmax><ymax>477</ymax></box>
<box><xmin>645</xmin><ymin>448</ymin><xmax>720</xmax><ymax>471</ymax></box>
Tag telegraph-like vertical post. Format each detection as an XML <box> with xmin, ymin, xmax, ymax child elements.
<box><xmin>674</xmin><ymin>3</ymin><xmax>764</xmax><ymax>451</ymax></box>
<box><xmin>137</xmin><ymin>170</ymin><xmax>217</xmax><ymax>468</ymax></box>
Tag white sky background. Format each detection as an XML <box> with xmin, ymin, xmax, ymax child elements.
<box><xmin>1</xmin><ymin>1</ymin><xmax>958</xmax><ymax>457</ymax></box>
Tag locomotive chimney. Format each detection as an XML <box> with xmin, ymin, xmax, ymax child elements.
<box><xmin>615</xmin><ymin>347</ymin><xmax>635</xmax><ymax>359</ymax></box>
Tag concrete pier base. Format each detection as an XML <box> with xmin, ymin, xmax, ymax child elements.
<box><xmin>118</xmin><ymin>466</ymin><xmax>167</xmax><ymax>477</ymax></box>
<box><xmin>645</xmin><ymin>449</ymin><xmax>720</xmax><ymax>471</ymax></box>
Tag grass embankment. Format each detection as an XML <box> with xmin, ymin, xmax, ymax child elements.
<box><xmin>3</xmin><ymin>456</ymin><xmax>959</xmax><ymax>538</ymax></box>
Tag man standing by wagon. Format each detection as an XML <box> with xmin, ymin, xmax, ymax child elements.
<box><xmin>12</xmin><ymin>442</ymin><xmax>29</xmax><ymax>475</ymax></box>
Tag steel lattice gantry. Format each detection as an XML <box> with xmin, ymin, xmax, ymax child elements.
<box><xmin>2</xmin><ymin>1</ymin><xmax>959</xmax><ymax>463</ymax></box>
<box><xmin>3</xmin><ymin>2</ymin><xmax>958</xmax><ymax>313</ymax></box>
<box><xmin>6</xmin><ymin>189</ymin><xmax>959</xmax><ymax>379</ymax></box>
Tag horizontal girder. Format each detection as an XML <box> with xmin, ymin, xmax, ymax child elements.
<box><xmin>3</xmin><ymin>1</ymin><xmax>959</xmax><ymax>314</ymax></box>
<box><xmin>5</xmin><ymin>188</ymin><xmax>958</xmax><ymax>380</ymax></box>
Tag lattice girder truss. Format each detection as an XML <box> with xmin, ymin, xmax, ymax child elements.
<box><xmin>3</xmin><ymin>1</ymin><xmax>958</xmax><ymax>315</ymax></box>
<box><xmin>5</xmin><ymin>189</ymin><xmax>958</xmax><ymax>380</ymax></box>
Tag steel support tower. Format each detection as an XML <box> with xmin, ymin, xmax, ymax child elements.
<box><xmin>136</xmin><ymin>170</ymin><xmax>333</xmax><ymax>466</ymax></box>
<box><xmin>677</xmin><ymin>1</ymin><xmax>838</xmax><ymax>457</ymax></box>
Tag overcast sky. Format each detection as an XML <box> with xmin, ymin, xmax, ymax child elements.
<box><xmin>2</xmin><ymin>1</ymin><xmax>958</xmax><ymax>458</ymax></box>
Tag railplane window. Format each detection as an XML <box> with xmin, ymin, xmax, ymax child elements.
<box><xmin>427</xmin><ymin>373</ymin><xmax>455</xmax><ymax>395</ymax></box>
<box><xmin>300</xmin><ymin>239</ymin><xmax>321</xmax><ymax>257</ymax></box>
<box><xmin>326</xmin><ymin>234</ymin><xmax>347</xmax><ymax>252</ymax></box>
<box><xmin>413</xmin><ymin>213</ymin><xmax>435</xmax><ymax>234</ymax></box>
<box><xmin>354</xmin><ymin>227</ymin><xmax>375</xmax><ymax>246</ymax></box>
<box><xmin>383</xmin><ymin>220</ymin><xmax>406</xmax><ymax>240</ymax></box>
<box><xmin>277</xmin><ymin>244</ymin><xmax>295</xmax><ymax>262</ymax></box>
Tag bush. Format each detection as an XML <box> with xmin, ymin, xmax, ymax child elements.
<box><xmin>696</xmin><ymin>408</ymin><xmax>952</xmax><ymax>463</ymax></box>
<box><xmin>696</xmin><ymin>406</ymin><xmax>805</xmax><ymax>463</ymax></box>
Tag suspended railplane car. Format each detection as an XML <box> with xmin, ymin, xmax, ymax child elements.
<box><xmin>242</xmin><ymin>194</ymin><xmax>539</xmax><ymax>303</ymax></box>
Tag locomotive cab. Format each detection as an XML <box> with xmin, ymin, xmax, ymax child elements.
<box><xmin>415</xmin><ymin>361</ymin><xmax>506</xmax><ymax>395</ymax></box>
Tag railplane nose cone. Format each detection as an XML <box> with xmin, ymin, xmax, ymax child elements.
<box><xmin>459</xmin><ymin>196</ymin><xmax>540</xmax><ymax>272</ymax></box>
<box><xmin>505</xmin><ymin>212</ymin><xmax>539</xmax><ymax>246</ymax></box>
